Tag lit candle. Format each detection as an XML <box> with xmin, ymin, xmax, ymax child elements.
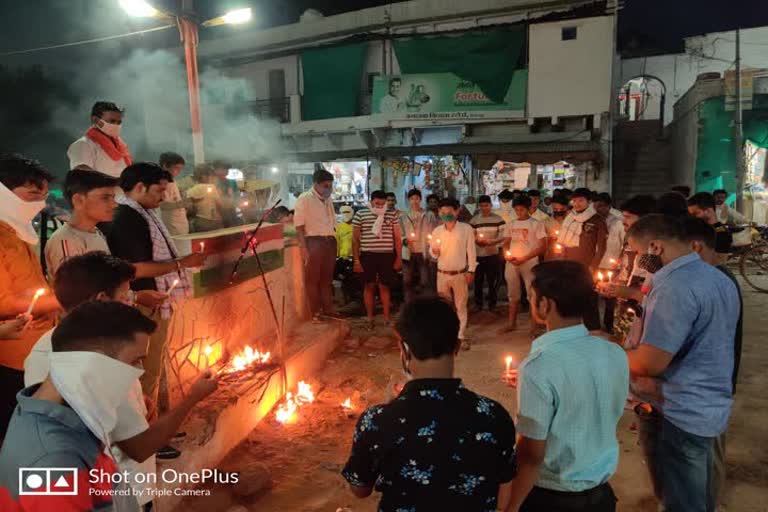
<box><xmin>427</xmin><ymin>234</ymin><xmax>432</xmax><ymax>241</ymax></box>
<box><xmin>505</xmin><ymin>355</ymin><xmax>513</xmax><ymax>375</ymax></box>
<box><xmin>479</xmin><ymin>233</ymin><xmax>484</xmax><ymax>239</ymax></box>
<box><xmin>25</xmin><ymin>288</ymin><xmax>45</xmax><ymax>317</ymax></box>
<box><xmin>436</xmin><ymin>239</ymin><xmax>442</xmax><ymax>245</ymax></box>
<box><xmin>340</xmin><ymin>397</ymin><xmax>353</xmax><ymax>410</ymax></box>
<box><xmin>607</xmin><ymin>271</ymin><xmax>614</xmax><ymax>281</ymax></box>
<box><xmin>597</xmin><ymin>271</ymin><xmax>605</xmax><ymax>282</ymax></box>
<box><xmin>609</xmin><ymin>258</ymin><xmax>618</xmax><ymax>267</ymax></box>
<box><xmin>506</xmin><ymin>250</ymin><xmax>512</xmax><ymax>258</ymax></box>
<box><xmin>204</xmin><ymin>345</ymin><xmax>213</xmax><ymax>369</ymax></box>
<box><xmin>410</xmin><ymin>232</ymin><xmax>416</xmax><ymax>239</ymax></box>
<box><xmin>627</xmin><ymin>308</ymin><xmax>636</xmax><ymax>317</ymax></box>
<box><xmin>167</xmin><ymin>279</ymin><xmax>180</xmax><ymax>295</ymax></box>
<box><xmin>555</xmin><ymin>243</ymin><xmax>563</xmax><ymax>253</ymax></box>
<box><xmin>207</xmin><ymin>186</ymin><xmax>213</xmax><ymax>194</ymax></box>
<box><xmin>242</xmin><ymin>201</ymin><xmax>249</xmax><ymax>207</ymax></box>
<box><xmin>199</xmin><ymin>241</ymin><xmax>205</xmax><ymax>253</ymax></box>
<box><xmin>555</xmin><ymin>230</ymin><xmax>560</xmax><ymax>236</ymax></box>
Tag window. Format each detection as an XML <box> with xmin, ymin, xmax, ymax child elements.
<box><xmin>366</xmin><ymin>72</ymin><xmax>381</xmax><ymax>93</ymax></box>
<box><xmin>561</xmin><ymin>26</ymin><xmax>577</xmax><ymax>41</ymax></box>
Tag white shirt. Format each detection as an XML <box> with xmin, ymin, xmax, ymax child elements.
<box><xmin>379</xmin><ymin>94</ymin><xmax>402</xmax><ymax>113</ymax></box>
<box><xmin>503</xmin><ymin>218</ymin><xmax>547</xmax><ymax>259</ymax></box>
<box><xmin>600</xmin><ymin>215</ymin><xmax>625</xmax><ymax>268</ymax></box>
<box><xmin>23</xmin><ymin>331</ymin><xmax>157</xmax><ymax>504</ymax></box>
<box><xmin>161</xmin><ymin>181</ymin><xmax>191</xmax><ymax>256</ymax></box>
<box><xmin>67</xmin><ymin>136</ymin><xmax>128</xmax><ymax>178</ymax></box>
<box><xmin>530</xmin><ymin>208</ymin><xmax>555</xmax><ymax>236</ymax></box>
<box><xmin>429</xmin><ymin>222</ymin><xmax>478</xmax><ymax>272</ymax></box>
<box><xmin>294</xmin><ymin>188</ymin><xmax>337</xmax><ymax>237</ymax></box>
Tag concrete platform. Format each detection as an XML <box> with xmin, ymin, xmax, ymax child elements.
<box><xmin>155</xmin><ymin>319</ymin><xmax>349</xmax><ymax>511</ymax></box>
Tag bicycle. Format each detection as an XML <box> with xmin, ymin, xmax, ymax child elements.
<box><xmin>739</xmin><ymin>225</ymin><xmax>768</xmax><ymax>292</ymax></box>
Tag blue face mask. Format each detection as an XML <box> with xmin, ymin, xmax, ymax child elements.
<box><xmin>440</xmin><ymin>214</ymin><xmax>456</xmax><ymax>222</ymax></box>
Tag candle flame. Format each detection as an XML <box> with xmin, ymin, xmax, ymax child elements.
<box><xmin>34</xmin><ymin>288</ymin><xmax>45</xmax><ymax>299</ymax></box>
<box><xmin>627</xmin><ymin>308</ymin><xmax>636</xmax><ymax>316</ymax></box>
<box><xmin>410</xmin><ymin>232</ymin><xmax>415</xmax><ymax>238</ymax></box>
<box><xmin>555</xmin><ymin>244</ymin><xmax>563</xmax><ymax>251</ymax></box>
<box><xmin>607</xmin><ymin>271</ymin><xmax>614</xmax><ymax>280</ymax></box>
<box><xmin>479</xmin><ymin>233</ymin><xmax>484</xmax><ymax>238</ymax></box>
<box><xmin>609</xmin><ymin>258</ymin><xmax>617</xmax><ymax>265</ymax></box>
<box><xmin>242</xmin><ymin>201</ymin><xmax>249</xmax><ymax>207</ymax></box>
<box><xmin>427</xmin><ymin>234</ymin><xmax>432</xmax><ymax>240</ymax></box>
<box><xmin>204</xmin><ymin>345</ymin><xmax>213</xmax><ymax>356</ymax></box>
<box><xmin>207</xmin><ymin>186</ymin><xmax>213</xmax><ymax>193</ymax></box>
<box><xmin>505</xmin><ymin>356</ymin><xmax>513</xmax><ymax>366</ymax></box>
<box><xmin>506</xmin><ymin>250</ymin><xmax>512</xmax><ymax>257</ymax></box>
<box><xmin>597</xmin><ymin>271</ymin><xmax>604</xmax><ymax>281</ymax></box>
<box><xmin>341</xmin><ymin>397</ymin><xmax>353</xmax><ymax>410</ymax></box>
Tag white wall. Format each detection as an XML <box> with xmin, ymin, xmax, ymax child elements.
<box><xmin>528</xmin><ymin>16</ymin><xmax>614</xmax><ymax>118</ymax></box>
<box><xmin>229</xmin><ymin>55</ymin><xmax>300</xmax><ymax>100</ymax></box>
<box><xmin>618</xmin><ymin>26</ymin><xmax>768</xmax><ymax>126</ymax></box>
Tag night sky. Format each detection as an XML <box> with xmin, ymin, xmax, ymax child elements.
<box><xmin>1</xmin><ymin>0</ymin><xmax>767</xmax><ymax>63</ymax></box>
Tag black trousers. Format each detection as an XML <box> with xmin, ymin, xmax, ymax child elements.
<box><xmin>474</xmin><ymin>255</ymin><xmax>501</xmax><ymax>308</ymax></box>
<box><xmin>603</xmin><ymin>297</ymin><xmax>616</xmax><ymax>334</ymax></box>
<box><xmin>583</xmin><ymin>291</ymin><xmax>601</xmax><ymax>331</ymax></box>
<box><xmin>0</xmin><ymin>365</ymin><xmax>25</xmax><ymax>441</ymax></box>
<box><xmin>520</xmin><ymin>483</ymin><xmax>617</xmax><ymax>512</ymax></box>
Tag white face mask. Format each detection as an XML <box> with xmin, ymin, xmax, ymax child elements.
<box><xmin>371</xmin><ymin>205</ymin><xmax>387</xmax><ymax>216</ymax></box>
<box><xmin>49</xmin><ymin>351</ymin><xmax>144</xmax><ymax>449</ymax></box>
<box><xmin>0</xmin><ymin>182</ymin><xmax>46</xmax><ymax>244</ymax></box>
<box><xmin>342</xmin><ymin>213</ymin><xmax>354</xmax><ymax>223</ymax></box>
<box><xmin>98</xmin><ymin>119</ymin><xmax>122</xmax><ymax>138</ymax></box>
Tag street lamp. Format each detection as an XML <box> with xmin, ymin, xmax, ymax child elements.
<box><xmin>118</xmin><ymin>1</ymin><xmax>254</xmax><ymax>165</ymax></box>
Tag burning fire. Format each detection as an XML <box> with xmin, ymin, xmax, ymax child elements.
<box><xmin>220</xmin><ymin>345</ymin><xmax>271</xmax><ymax>374</ymax></box>
<box><xmin>276</xmin><ymin>381</ymin><xmax>315</xmax><ymax>424</ymax></box>
<box><xmin>341</xmin><ymin>397</ymin><xmax>353</xmax><ymax>410</ymax></box>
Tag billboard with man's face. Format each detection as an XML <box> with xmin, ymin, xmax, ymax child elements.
<box><xmin>372</xmin><ymin>70</ymin><xmax>526</xmax><ymax>121</ymax></box>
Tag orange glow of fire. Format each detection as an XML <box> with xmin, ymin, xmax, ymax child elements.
<box><xmin>341</xmin><ymin>397</ymin><xmax>353</xmax><ymax>410</ymax></box>
<box><xmin>276</xmin><ymin>381</ymin><xmax>315</xmax><ymax>424</ymax></box>
<box><xmin>221</xmin><ymin>345</ymin><xmax>271</xmax><ymax>374</ymax></box>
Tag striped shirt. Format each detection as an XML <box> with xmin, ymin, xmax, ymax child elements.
<box><xmin>469</xmin><ymin>212</ymin><xmax>506</xmax><ymax>257</ymax></box>
<box><xmin>353</xmin><ymin>208</ymin><xmax>398</xmax><ymax>253</ymax></box>
<box><xmin>45</xmin><ymin>223</ymin><xmax>110</xmax><ymax>277</ymax></box>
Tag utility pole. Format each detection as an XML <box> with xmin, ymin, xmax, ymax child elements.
<box><xmin>180</xmin><ymin>0</ymin><xmax>205</xmax><ymax>165</ymax></box>
<box><xmin>734</xmin><ymin>28</ymin><xmax>745</xmax><ymax>212</ymax></box>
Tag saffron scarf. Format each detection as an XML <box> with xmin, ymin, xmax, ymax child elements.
<box><xmin>86</xmin><ymin>126</ymin><xmax>133</xmax><ymax>165</ymax></box>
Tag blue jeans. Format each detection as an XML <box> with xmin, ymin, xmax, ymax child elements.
<box><xmin>636</xmin><ymin>407</ymin><xmax>715</xmax><ymax>512</ymax></box>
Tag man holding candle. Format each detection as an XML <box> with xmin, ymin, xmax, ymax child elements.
<box><xmin>556</xmin><ymin>188</ymin><xmax>607</xmax><ymax>330</ymax></box>
<box><xmin>352</xmin><ymin>190</ymin><xmax>403</xmax><ymax>329</ymax></box>
<box><xmin>594</xmin><ymin>193</ymin><xmax>625</xmax><ymax>334</ymax></box>
<box><xmin>159</xmin><ymin>152</ymin><xmax>192</xmax><ymax>255</ymax></box>
<box><xmin>625</xmin><ymin>215</ymin><xmax>739</xmax><ymax>512</ymax></box>
<box><xmin>501</xmin><ymin>196</ymin><xmax>547</xmax><ymax>333</ymax></box>
<box><xmin>495</xmin><ymin>189</ymin><xmax>515</xmax><ymax>224</ymax></box>
<box><xmin>342</xmin><ymin>296</ymin><xmax>517</xmax><ymax>512</ymax></box>
<box><xmin>400</xmin><ymin>189</ymin><xmax>439</xmax><ymax>302</ymax></box>
<box><xmin>506</xmin><ymin>261</ymin><xmax>628</xmax><ymax>512</ymax></box>
<box><xmin>67</xmin><ymin>101</ymin><xmax>131</xmax><ymax>178</ymax></box>
<box><xmin>0</xmin><ymin>154</ymin><xmax>61</xmax><ymax>440</ymax></box>
<box><xmin>469</xmin><ymin>195</ymin><xmax>506</xmax><ymax>312</ymax></box>
<box><xmin>429</xmin><ymin>198</ymin><xmax>476</xmax><ymax>349</ymax></box>
<box><xmin>108</xmin><ymin>163</ymin><xmax>205</xmax><ymax>409</ymax></box>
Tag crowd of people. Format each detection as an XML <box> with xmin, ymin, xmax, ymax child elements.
<box><xmin>0</xmin><ymin>97</ymin><xmax>749</xmax><ymax>512</ymax></box>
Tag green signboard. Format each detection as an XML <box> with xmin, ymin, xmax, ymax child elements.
<box><xmin>372</xmin><ymin>70</ymin><xmax>527</xmax><ymax>121</ymax></box>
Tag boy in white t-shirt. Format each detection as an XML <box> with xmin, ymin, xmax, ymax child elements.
<box><xmin>501</xmin><ymin>196</ymin><xmax>547</xmax><ymax>333</ymax></box>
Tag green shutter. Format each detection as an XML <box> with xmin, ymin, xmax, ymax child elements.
<box><xmin>393</xmin><ymin>26</ymin><xmax>526</xmax><ymax>104</ymax></box>
<box><xmin>301</xmin><ymin>43</ymin><xmax>368</xmax><ymax>120</ymax></box>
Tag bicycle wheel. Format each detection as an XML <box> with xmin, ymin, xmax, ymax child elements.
<box><xmin>740</xmin><ymin>244</ymin><xmax>768</xmax><ymax>292</ymax></box>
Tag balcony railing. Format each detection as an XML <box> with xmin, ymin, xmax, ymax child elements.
<box><xmin>249</xmin><ymin>97</ymin><xmax>291</xmax><ymax>123</ymax></box>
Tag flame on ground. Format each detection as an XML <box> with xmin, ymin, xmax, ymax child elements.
<box><xmin>276</xmin><ymin>381</ymin><xmax>314</xmax><ymax>424</ymax></box>
<box><xmin>341</xmin><ymin>397</ymin><xmax>353</xmax><ymax>410</ymax></box>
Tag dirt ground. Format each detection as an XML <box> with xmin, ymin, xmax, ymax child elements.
<box><xmin>184</xmin><ymin>280</ymin><xmax>768</xmax><ymax>512</ymax></box>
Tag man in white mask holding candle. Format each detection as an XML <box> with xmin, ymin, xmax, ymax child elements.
<box><xmin>68</xmin><ymin>101</ymin><xmax>132</xmax><ymax>178</ymax></box>
<box><xmin>0</xmin><ymin>154</ymin><xmax>62</xmax><ymax>440</ymax></box>
<box><xmin>0</xmin><ymin>301</ymin><xmax>156</xmax><ymax>510</ymax></box>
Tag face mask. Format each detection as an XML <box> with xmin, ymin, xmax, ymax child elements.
<box><xmin>0</xmin><ymin>182</ymin><xmax>46</xmax><ymax>244</ymax></box>
<box><xmin>440</xmin><ymin>213</ymin><xmax>456</xmax><ymax>222</ymax></box>
<box><xmin>500</xmin><ymin>201</ymin><xmax>512</xmax><ymax>211</ymax></box>
<box><xmin>371</xmin><ymin>206</ymin><xmax>387</xmax><ymax>216</ymax></box>
<box><xmin>342</xmin><ymin>213</ymin><xmax>354</xmax><ymax>223</ymax></box>
<box><xmin>98</xmin><ymin>119</ymin><xmax>122</xmax><ymax>138</ymax></box>
<box><xmin>320</xmin><ymin>188</ymin><xmax>332</xmax><ymax>199</ymax></box>
<box><xmin>49</xmin><ymin>351</ymin><xmax>144</xmax><ymax>448</ymax></box>
<box><xmin>636</xmin><ymin>248</ymin><xmax>663</xmax><ymax>274</ymax></box>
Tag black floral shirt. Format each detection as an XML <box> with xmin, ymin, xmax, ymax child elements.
<box><xmin>342</xmin><ymin>378</ymin><xmax>516</xmax><ymax>512</ymax></box>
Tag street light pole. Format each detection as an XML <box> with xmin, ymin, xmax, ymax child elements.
<box><xmin>734</xmin><ymin>28</ymin><xmax>745</xmax><ymax>212</ymax></box>
<box><xmin>178</xmin><ymin>13</ymin><xmax>205</xmax><ymax>165</ymax></box>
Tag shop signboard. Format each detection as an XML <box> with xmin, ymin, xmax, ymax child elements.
<box><xmin>372</xmin><ymin>71</ymin><xmax>527</xmax><ymax>121</ymax></box>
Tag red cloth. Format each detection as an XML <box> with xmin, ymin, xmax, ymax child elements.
<box><xmin>85</xmin><ymin>127</ymin><xmax>132</xmax><ymax>166</ymax></box>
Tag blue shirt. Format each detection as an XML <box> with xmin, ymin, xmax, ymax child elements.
<box><xmin>640</xmin><ymin>252</ymin><xmax>739</xmax><ymax>437</ymax></box>
<box><xmin>517</xmin><ymin>324</ymin><xmax>628</xmax><ymax>492</ymax></box>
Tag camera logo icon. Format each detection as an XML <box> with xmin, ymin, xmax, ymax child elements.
<box><xmin>19</xmin><ymin>468</ymin><xmax>78</xmax><ymax>495</ymax></box>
